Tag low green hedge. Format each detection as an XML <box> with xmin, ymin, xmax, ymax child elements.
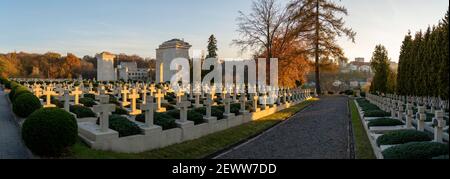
<box><xmin>194</xmin><ymin>106</ymin><xmax>224</xmax><ymax>120</ymax></box>
<box><xmin>22</xmin><ymin>108</ymin><xmax>78</xmax><ymax>157</ymax></box>
<box><xmin>13</xmin><ymin>93</ymin><xmax>42</xmax><ymax>118</ymax></box>
<box><xmin>376</xmin><ymin>130</ymin><xmax>431</xmax><ymax>146</ymax></box>
<box><xmin>166</xmin><ymin>109</ymin><xmax>205</xmax><ymax>125</ymax></box>
<box><xmin>79</xmin><ymin>97</ymin><xmax>96</xmax><ymax>107</ymax></box>
<box><xmin>83</xmin><ymin>94</ymin><xmax>95</xmax><ymax>100</ymax></box>
<box><xmin>70</xmin><ymin>105</ymin><xmax>96</xmax><ymax>118</ymax></box>
<box><xmin>368</xmin><ymin>118</ymin><xmax>404</xmax><ymax>127</ymax></box>
<box><xmin>112</xmin><ymin>106</ymin><xmax>128</xmax><ymax>115</ymax></box>
<box><xmin>107</xmin><ymin>114</ymin><xmax>141</xmax><ymax>137</ymax></box>
<box><xmin>135</xmin><ymin>112</ymin><xmax>177</xmax><ymax>130</ymax></box>
<box><xmin>382</xmin><ymin>142</ymin><xmax>449</xmax><ymax>159</ymax></box>
<box><xmin>364</xmin><ymin>110</ymin><xmax>390</xmax><ymax>117</ymax></box>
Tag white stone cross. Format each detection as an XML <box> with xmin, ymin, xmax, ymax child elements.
<box><xmin>252</xmin><ymin>95</ymin><xmax>260</xmax><ymax>112</ymax></box>
<box><xmin>204</xmin><ymin>97</ymin><xmax>213</xmax><ymax>118</ymax></box>
<box><xmin>33</xmin><ymin>85</ymin><xmax>43</xmax><ymax>98</ymax></box>
<box><xmin>121</xmin><ymin>86</ymin><xmax>131</xmax><ymax>107</ymax></box>
<box><xmin>433</xmin><ymin>110</ymin><xmax>446</xmax><ymax>143</ymax></box>
<box><xmin>129</xmin><ymin>88</ymin><xmax>142</xmax><ymax>115</ymax></box>
<box><xmin>71</xmin><ymin>87</ymin><xmax>83</xmax><ymax>105</ymax></box>
<box><xmin>43</xmin><ymin>86</ymin><xmax>57</xmax><ymax>108</ymax></box>
<box><xmin>63</xmin><ymin>89</ymin><xmax>70</xmax><ymax>112</ymax></box>
<box><xmin>155</xmin><ymin>89</ymin><xmax>166</xmax><ymax>112</ymax></box>
<box><xmin>239</xmin><ymin>93</ymin><xmax>248</xmax><ymax>114</ymax></box>
<box><xmin>140</xmin><ymin>95</ymin><xmax>155</xmax><ymax>127</ymax></box>
<box><xmin>177</xmin><ymin>101</ymin><xmax>191</xmax><ymax>122</ymax></box>
<box><xmin>93</xmin><ymin>95</ymin><xmax>116</xmax><ymax>133</ymax></box>
<box><xmin>140</xmin><ymin>86</ymin><xmax>148</xmax><ymax>104</ymax></box>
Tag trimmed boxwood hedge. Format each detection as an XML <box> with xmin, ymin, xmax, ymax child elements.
<box><xmin>194</xmin><ymin>106</ymin><xmax>225</xmax><ymax>120</ymax></box>
<box><xmin>13</xmin><ymin>93</ymin><xmax>42</xmax><ymax>118</ymax></box>
<box><xmin>376</xmin><ymin>130</ymin><xmax>431</xmax><ymax>146</ymax></box>
<box><xmin>112</xmin><ymin>106</ymin><xmax>128</xmax><ymax>115</ymax></box>
<box><xmin>79</xmin><ymin>97</ymin><xmax>96</xmax><ymax>107</ymax></box>
<box><xmin>383</xmin><ymin>142</ymin><xmax>449</xmax><ymax>159</ymax></box>
<box><xmin>364</xmin><ymin>110</ymin><xmax>390</xmax><ymax>117</ymax></box>
<box><xmin>135</xmin><ymin>112</ymin><xmax>177</xmax><ymax>130</ymax></box>
<box><xmin>22</xmin><ymin>108</ymin><xmax>78</xmax><ymax>157</ymax></box>
<box><xmin>368</xmin><ymin>118</ymin><xmax>404</xmax><ymax>127</ymax></box>
<box><xmin>165</xmin><ymin>109</ymin><xmax>205</xmax><ymax>125</ymax></box>
<box><xmin>70</xmin><ymin>105</ymin><xmax>96</xmax><ymax>118</ymax></box>
<box><xmin>83</xmin><ymin>93</ymin><xmax>95</xmax><ymax>100</ymax></box>
<box><xmin>107</xmin><ymin>114</ymin><xmax>141</xmax><ymax>137</ymax></box>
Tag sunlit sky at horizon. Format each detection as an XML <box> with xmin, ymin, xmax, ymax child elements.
<box><xmin>0</xmin><ymin>0</ymin><xmax>448</xmax><ymax>62</ymax></box>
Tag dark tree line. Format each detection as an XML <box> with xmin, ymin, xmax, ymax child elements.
<box><xmin>396</xmin><ymin>9</ymin><xmax>449</xmax><ymax>99</ymax></box>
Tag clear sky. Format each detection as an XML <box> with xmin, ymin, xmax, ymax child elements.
<box><xmin>0</xmin><ymin>0</ymin><xmax>448</xmax><ymax>62</ymax></box>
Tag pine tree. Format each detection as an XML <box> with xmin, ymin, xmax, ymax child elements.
<box><xmin>206</xmin><ymin>35</ymin><xmax>218</xmax><ymax>59</ymax></box>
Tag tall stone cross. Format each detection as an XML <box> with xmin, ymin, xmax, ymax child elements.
<box><xmin>204</xmin><ymin>97</ymin><xmax>213</xmax><ymax>118</ymax></box>
<box><xmin>194</xmin><ymin>92</ymin><xmax>202</xmax><ymax>108</ymax></box>
<box><xmin>252</xmin><ymin>94</ymin><xmax>260</xmax><ymax>112</ymax></box>
<box><xmin>140</xmin><ymin>95</ymin><xmax>155</xmax><ymax>127</ymax></box>
<box><xmin>63</xmin><ymin>89</ymin><xmax>71</xmax><ymax>112</ymax></box>
<box><xmin>93</xmin><ymin>95</ymin><xmax>116</xmax><ymax>133</ymax></box>
<box><xmin>129</xmin><ymin>88</ymin><xmax>142</xmax><ymax>115</ymax></box>
<box><xmin>43</xmin><ymin>86</ymin><xmax>57</xmax><ymax>108</ymax></box>
<box><xmin>121</xmin><ymin>86</ymin><xmax>131</xmax><ymax>107</ymax></box>
<box><xmin>433</xmin><ymin>110</ymin><xmax>446</xmax><ymax>143</ymax></box>
<box><xmin>239</xmin><ymin>93</ymin><xmax>247</xmax><ymax>114</ymax></box>
<box><xmin>155</xmin><ymin>89</ymin><xmax>166</xmax><ymax>113</ymax></box>
<box><xmin>149</xmin><ymin>85</ymin><xmax>156</xmax><ymax>96</ymax></box>
<box><xmin>177</xmin><ymin>101</ymin><xmax>191</xmax><ymax>122</ymax></box>
<box><xmin>140</xmin><ymin>86</ymin><xmax>148</xmax><ymax>104</ymax></box>
<box><xmin>175</xmin><ymin>90</ymin><xmax>185</xmax><ymax>104</ymax></box>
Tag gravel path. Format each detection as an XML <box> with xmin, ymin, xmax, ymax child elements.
<box><xmin>0</xmin><ymin>89</ymin><xmax>32</xmax><ymax>159</ymax></box>
<box><xmin>216</xmin><ymin>96</ymin><xmax>351</xmax><ymax>159</ymax></box>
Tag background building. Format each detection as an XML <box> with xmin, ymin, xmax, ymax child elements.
<box><xmin>155</xmin><ymin>39</ymin><xmax>191</xmax><ymax>83</ymax></box>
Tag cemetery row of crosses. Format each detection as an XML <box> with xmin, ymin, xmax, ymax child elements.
<box><xmin>354</xmin><ymin>93</ymin><xmax>449</xmax><ymax>159</ymax></box>
<box><xmin>7</xmin><ymin>77</ymin><xmax>315</xmax><ymax>154</ymax></box>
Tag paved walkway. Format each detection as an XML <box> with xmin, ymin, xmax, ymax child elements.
<box><xmin>216</xmin><ymin>96</ymin><xmax>351</xmax><ymax>159</ymax></box>
<box><xmin>0</xmin><ymin>88</ymin><xmax>32</xmax><ymax>159</ymax></box>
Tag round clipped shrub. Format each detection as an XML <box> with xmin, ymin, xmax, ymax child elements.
<box><xmin>382</xmin><ymin>142</ymin><xmax>449</xmax><ymax>159</ymax></box>
<box><xmin>10</xmin><ymin>85</ymin><xmax>30</xmax><ymax>101</ymax></box>
<box><xmin>368</xmin><ymin>118</ymin><xmax>404</xmax><ymax>127</ymax></box>
<box><xmin>107</xmin><ymin>114</ymin><xmax>141</xmax><ymax>137</ymax></box>
<box><xmin>79</xmin><ymin>97</ymin><xmax>96</xmax><ymax>107</ymax></box>
<box><xmin>3</xmin><ymin>79</ymin><xmax>12</xmax><ymax>89</ymax></box>
<box><xmin>22</xmin><ymin>108</ymin><xmax>77</xmax><ymax>157</ymax></box>
<box><xmin>13</xmin><ymin>93</ymin><xmax>42</xmax><ymax>118</ymax></box>
<box><xmin>376</xmin><ymin>130</ymin><xmax>431</xmax><ymax>146</ymax></box>
<box><xmin>70</xmin><ymin>105</ymin><xmax>96</xmax><ymax>118</ymax></box>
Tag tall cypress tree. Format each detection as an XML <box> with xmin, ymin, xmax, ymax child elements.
<box><xmin>370</xmin><ymin>45</ymin><xmax>390</xmax><ymax>93</ymax></box>
<box><xmin>397</xmin><ymin>32</ymin><xmax>412</xmax><ymax>95</ymax></box>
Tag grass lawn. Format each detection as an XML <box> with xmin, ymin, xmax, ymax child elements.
<box><xmin>349</xmin><ymin>99</ymin><xmax>376</xmax><ymax>159</ymax></box>
<box><xmin>67</xmin><ymin>98</ymin><xmax>318</xmax><ymax>159</ymax></box>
